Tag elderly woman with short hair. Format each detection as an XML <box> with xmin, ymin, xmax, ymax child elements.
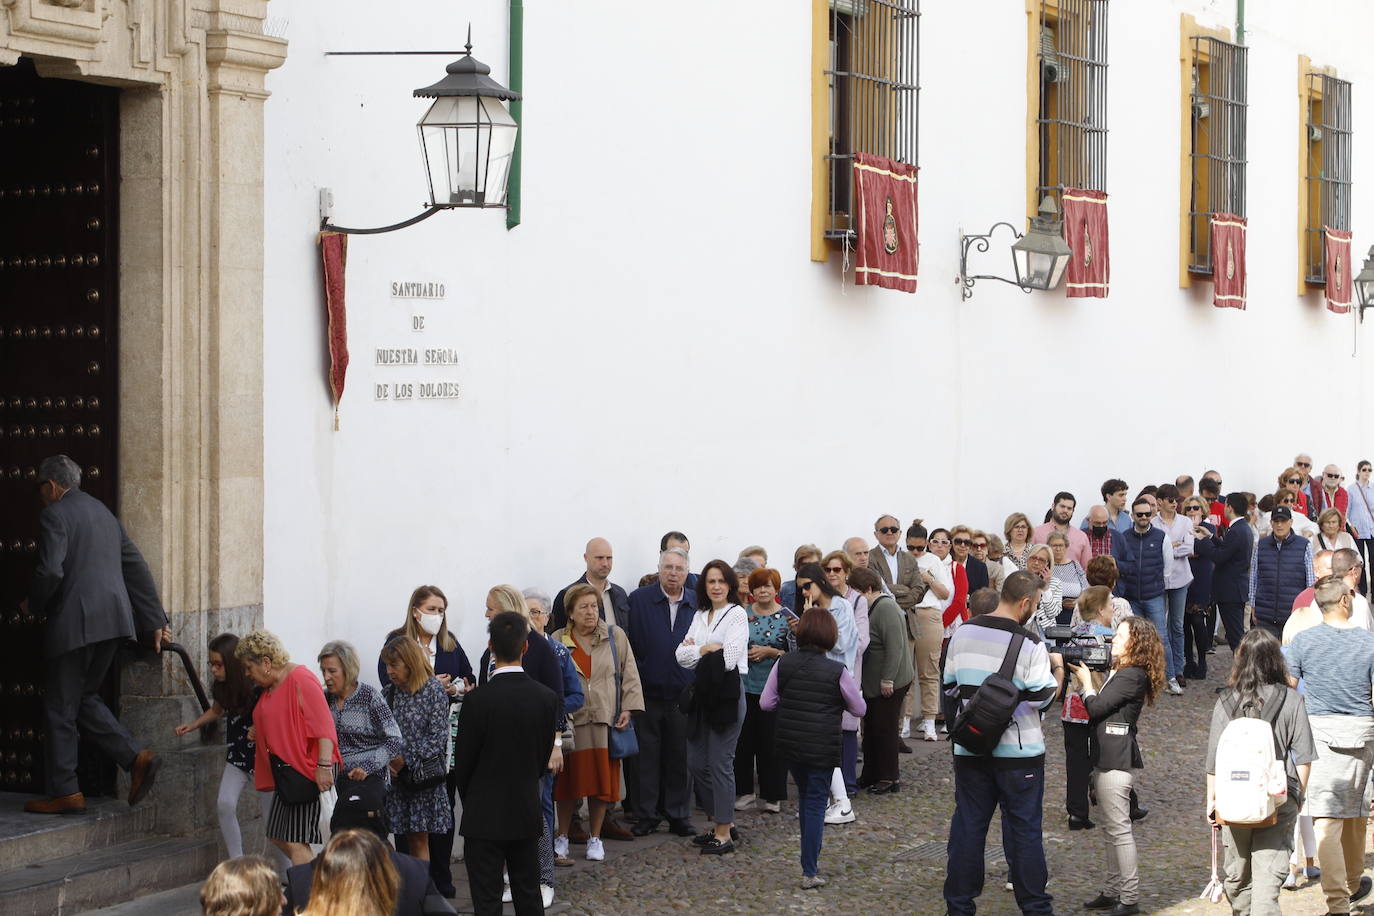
<box><xmin>1047</xmin><ymin>531</ymin><xmax>1088</xmax><ymax>625</ymax></box>
<box><xmin>1003</xmin><ymin>513</ymin><xmax>1034</xmax><ymax>571</ymax></box>
<box><xmin>235</xmin><ymin>629</ymin><xmax>340</xmax><ymax>865</ymax></box>
<box><xmin>318</xmin><ymin>640</ymin><xmax>404</xmax><ymax>832</ymax></box>
<box><xmin>1024</xmin><ymin>544</ymin><xmax>1063</xmax><ymax>635</ymax></box>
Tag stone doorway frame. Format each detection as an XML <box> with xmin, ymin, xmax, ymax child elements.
<box><xmin>2</xmin><ymin>0</ymin><xmax>285</xmax><ymax>836</ymax></box>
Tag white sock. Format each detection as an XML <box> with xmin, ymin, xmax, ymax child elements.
<box><xmin>923</xmin><ymin>718</ymin><xmax>935</xmax><ymax>730</ymax></box>
<box><xmin>829</xmin><ymin>768</ymin><xmax>848</xmax><ymax>806</ymax></box>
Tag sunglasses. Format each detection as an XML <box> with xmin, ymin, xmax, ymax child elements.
<box><xmin>972</xmin><ymin>542</ymin><xmax>988</xmax><ymax>549</ymax></box>
<box><xmin>823</xmin><ymin>566</ymin><xmax>845</xmax><ymax>574</ymax></box>
<box><xmin>1184</xmin><ymin>506</ymin><xmax>1203</xmax><ymax>512</ymax></box>
<box><xmin>1326</xmin><ymin>473</ymin><xmax>1344</xmax><ymax>480</ymax></box>
<box><xmin>1133</xmin><ymin>511</ymin><xmax>1153</xmax><ymax>518</ymax></box>
<box><xmin>1297</xmin><ymin>462</ymin><xmax>1312</xmax><ymax>468</ymax></box>
<box><xmin>1286</xmin><ymin>478</ymin><xmax>1302</xmax><ymax>484</ymax></box>
<box><xmin>907</xmin><ymin>544</ymin><xmax>926</xmax><ymax>552</ymax></box>
<box><xmin>877</xmin><ymin>526</ymin><xmax>900</xmax><ymax>535</ymax></box>
<box><xmin>795</xmin><ymin>581</ymin><xmax>813</xmax><ymax>592</ymax></box>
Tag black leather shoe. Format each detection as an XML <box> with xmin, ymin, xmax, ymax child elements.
<box><xmin>1129</xmin><ymin>807</ymin><xmax>1148</xmax><ymax>822</ymax></box>
<box><xmin>1082</xmin><ymin>894</ymin><xmax>1119</xmax><ymax>910</ymax></box>
<box><xmin>1176</xmin><ymin>675</ymin><xmax>1187</xmax><ymax>688</ymax></box>
<box><xmin>699</xmin><ymin>838</ymin><xmax>735</xmax><ymax>855</ymax></box>
<box><xmin>897</xmin><ymin>741</ymin><xmax>913</xmax><ymax>754</ymax></box>
<box><xmin>1351</xmin><ymin>875</ymin><xmax>1373</xmax><ymax>903</ymax></box>
<box><xmin>630</xmin><ymin>819</ymin><xmax>659</xmax><ymax>837</ymax></box>
<box><xmin>1068</xmin><ymin>815</ymin><xmax>1096</xmax><ymax>830</ymax></box>
<box><xmin>667</xmin><ymin>819</ymin><xmax>697</xmax><ymax>837</ymax></box>
<box><xmin>1102</xmin><ymin>904</ymin><xmax>1138</xmax><ymax>916</ymax></box>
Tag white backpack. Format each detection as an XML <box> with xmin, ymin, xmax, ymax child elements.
<box><xmin>1214</xmin><ymin>692</ymin><xmax>1288</xmax><ymax>826</ymax></box>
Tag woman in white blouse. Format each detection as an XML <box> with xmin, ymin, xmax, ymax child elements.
<box><xmin>1312</xmin><ymin>508</ymin><xmax>1358</xmax><ymax>553</ymax></box>
<box><xmin>675</xmin><ymin>559</ymin><xmax>750</xmax><ymax>855</ymax></box>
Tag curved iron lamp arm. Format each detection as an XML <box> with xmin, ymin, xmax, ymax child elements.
<box><xmin>320</xmin><ymin>206</ymin><xmax>445</xmax><ymax>235</ymax></box>
<box><xmin>959</xmin><ymin>221</ymin><xmax>1034</xmax><ymax>301</ymax></box>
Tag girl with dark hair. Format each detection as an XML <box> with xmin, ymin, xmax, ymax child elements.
<box><xmin>675</xmin><ymin>559</ymin><xmax>750</xmax><ymax>854</ymax></box>
<box><xmin>1204</xmin><ymin>628</ymin><xmax>1316</xmax><ymax>916</ymax></box>
<box><xmin>1069</xmin><ymin>615</ymin><xmax>1165</xmax><ymax>916</ymax></box>
<box><xmin>794</xmin><ymin>561</ymin><xmax>861</xmax><ymax>822</ymax></box>
<box><xmin>175</xmin><ymin>633</ymin><xmax>277</xmax><ymax>863</ymax></box>
<box><xmin>759</xmin><ymin>608</ymin><xmax>866</xmax><ymax>889</ymax></box>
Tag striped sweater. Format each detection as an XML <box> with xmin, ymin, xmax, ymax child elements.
<box><xmin>942</xmin><ymin>615</ymin><xmax>1058</xmax><ymax>766</ymax></box>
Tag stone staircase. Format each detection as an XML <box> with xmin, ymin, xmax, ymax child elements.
<box><xmin>0</xmin><ymin>792</ymin><xmax>220</xmax><ymax>915</ymax></box>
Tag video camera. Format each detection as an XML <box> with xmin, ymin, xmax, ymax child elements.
<box><xmin>1043</xmin><ymin>625</ymin><xmax>1112</xmax><ymax>672</ymax></box>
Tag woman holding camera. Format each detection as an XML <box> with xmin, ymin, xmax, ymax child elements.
<box><xmin>1068</xmin><ymin>615</ymin><xmax>1165</xmax><ymax>916</ymax></box>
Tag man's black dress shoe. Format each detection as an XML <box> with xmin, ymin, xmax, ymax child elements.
<box><xmin>1068</xmin><ymin>815</ymin><xmax>1095</xmax><ymax>830</ymax></box>
<box><xmin>667</xmin><ymin>819</ymin><xmax>697</xmax><ymax>837</ymax></box>
<box><xmin>1102</xmin><ymin>904</ymin><xmax>1138</xmax><ymax>916</ymax></box>
<box><xmin>630</xmin><ymin>819</ymin><xmax>659</xmax><ymax>837</ymax></box>
<box><xmin>1082</xmin><ymin>894</ymin><xmax>1119</xmax><ymax>910</ymax></box>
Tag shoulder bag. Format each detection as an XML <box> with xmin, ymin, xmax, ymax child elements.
<box><xmin>384</xmin><ymin>683</ymin><xmax>448</xmax><ymax>791</ymax></box>
<box><xmin>606</xmin><ymin>626</ymin><xmax>639</xmax><ymax>759</ymax></box>
<box><xmin>265</xmin><ymin>676</ymin><xmax>322</xmax><ymax>806</ymax></box>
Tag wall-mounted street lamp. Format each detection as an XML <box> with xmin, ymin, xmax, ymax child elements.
<box><xmin>958</xmin><ymin>196</ymin><xmax>1073</xmax><ymax>301</ymax></box>
<box><xmin>1355</xmin><ymin>245</ymin><xmax>1374</xmax><ymax>322</ymax></box>
<box><xmin>319</xmin><ymin>33</ymin><xmax>521</xmax><ymax>235</ymax></box>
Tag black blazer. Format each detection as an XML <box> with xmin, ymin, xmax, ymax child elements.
<box><xmin>964</xmin><ymin>557</ymin><xmax>990</xmax><ymax>594</ymax></box>
<box><xmin>454</xmin><ymin>670</ymin><xmax>557</xmax><ymax>842</ymax></box>
<box><xmin>282</xmin><ymin>848</ymin><xmax>455</xmax><ymax>915</ymax></box>
<box><xmin>1195</xmin><ymin>518</ymin><xmax>1253</xmax><ymax>604</ymax></box>
<box><xmin>478</xmin><ymin>633</ymin><xmax>565</xmax><ymax>729</ymax></box>
<box><xmin>1084</xmin><ymin>666</ymin><xmax>1149</xmax><ymax>772</ymax></box>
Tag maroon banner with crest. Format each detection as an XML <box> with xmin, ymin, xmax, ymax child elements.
<box><xmin>1062</xmin><ymin>188</ymin><xmax>1109</xmax><ymax>298</ymax></box>
<box><xmin>1209</xmin><ymin>213</ymin><xmax>1247</xmax><ymax>310</ymax></box>
<box><xmin>319</xmin><ymin>231</ymin><xmax>349</xmax><ymax>429</ymax></box>
<box><xmin>852</xmin><ymin>153</ymin><xmax>918</xmax><ymax>293</ymax></box>
<box><xmin>1324</xmin><ymin>227</ymin><xmax>1353</xmax><ymax>314</ymax></box>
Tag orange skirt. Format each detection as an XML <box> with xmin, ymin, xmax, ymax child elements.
<box><xmin>553</xmin><ymin>723</ymin><xmax>620</xmax><ymax>803</ymax></box>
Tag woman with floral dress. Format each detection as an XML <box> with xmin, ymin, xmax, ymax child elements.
<box><xmin>380</xmin><ymin>635</ymin><xmax>452</xmax><ymax>860</ymax></box>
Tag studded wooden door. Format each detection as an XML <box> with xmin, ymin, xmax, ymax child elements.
<box><xmin>0</xmin><ymin>59</ymin><xmax>120</xmax><ymax>797</ymax></box>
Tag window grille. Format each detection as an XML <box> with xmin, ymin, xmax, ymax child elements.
<box><xmin>1035</xmin><ymin>0</ymin><xmax>1109</xmax><ymax>209</ymax></box>
<box><xmin>1187</xmin><ymin>36</ymin><xmax>1247</xmax><ymax>275</ymax></box>
<box><xmin>1304</xmin><ymin>73</ymin><xmax>1352</xmax><ymax>284</ymax></box>
<box><xmin>825</xmin><ymin>0</ymin><xmax>920</xmax><ymax>241</ymax></box>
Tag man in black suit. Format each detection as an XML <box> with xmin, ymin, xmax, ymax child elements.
<box><xmin>1193</xmin><ymin>492</ymin><xmax>1254</xmax><ymax>651</ymax></box>
<box><xmin>282</xmin><ymin>808</ymin><xmax>456</xmax><ymax>915</ymax></box>
<box><xmin>455</xmin><ymin>612</ymin><xmax>558</xmax><ymax>916</ymax></box>
<box><xmin>23</xmin><ymin>455</ymin><xmax>170</xmax><ymax>814</ymax></box>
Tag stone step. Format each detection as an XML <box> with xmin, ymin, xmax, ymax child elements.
<box><xmin>69</xmin><ymin>881</ymin><xmax>202</xmax><ymax>916</ymax></box>
<box><xmin>0</xmin><ymin>832</ymin><xmax>218</xmax><ymax>916</ymax></box>
<box><xmin>0</xmin><ymin>792</ymin><xmax>157</xmax><ymax>873</ymax></box>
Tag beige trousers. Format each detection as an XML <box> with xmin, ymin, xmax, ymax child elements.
<box><xmin>1314</xmin><ymin>816</ymin><xmax>1368</xmax><ymax>913</ymax></box>
<box><xmin>913</xmin><ymin>605</ymin><xmax>943</xmax><ymax>721</ymax></box>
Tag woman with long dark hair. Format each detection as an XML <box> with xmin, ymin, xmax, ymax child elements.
<box><xmin>1204</xmin><ymin>629</ymin><xmax>1316</xmax><ymax>916</ymax></box>
<box><xmin>1069</xmin><ymin>616</ymin><xmax>1165</xmax><ymax>916</ymax></box>
<box><xmin>674</xmin><ymin>559</ymin><xmax>750</xmax><ymax>854</ymax></box>
<box><xmin>175</xmin><ymin>633</ymin><xmax>275</xmax><ymax>862</ymax></box>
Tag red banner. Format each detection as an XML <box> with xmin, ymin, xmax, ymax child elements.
<box><xmin>1210</xmin><ymin>213</ymin><xmax>1247</xmax><ymax>310</ymax></box>
<box><xmin>319</xmin><ymin>231</ymin><xmax>349</xmax><ymax>429</ymax></box>
<box><xmin>1062</xmin><ymin>188</ymin><xmax>1109</xmax><ymax>298</ymax></box>
<box><xmin>1324</xmin><ymin>227</ymin><xmax>1353</xmax><ymax>314</ymax></box>
<box><xmin>852</xmin><ymin>153</ymin><xmax>918</xmax><ymax>293</ymax></box>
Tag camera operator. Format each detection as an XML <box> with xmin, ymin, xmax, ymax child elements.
<box><xmin>1068</xmin><ymin>616</ymin><xmax>1166</xmax><ymax>916</ymax></box>
<box><xmin>1057</xmin><ymin>587</ymin><xmax>1116</xmax><ymax>831</ymax></box>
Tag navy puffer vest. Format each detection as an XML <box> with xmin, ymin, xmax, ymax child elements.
<box><xmin>1253</xmin><ymin>534</ymin><xmax>1309</xmax><ymax>625</ymax></box>
<box><xmin>1113</xmin><ymin>525</ymin><xmax>1167</xmax><ymax>601</ymax></box>
<box><xmin>773</xmin><ymin>648</ymin><xmax>845</xmax><ymax>769</ymax></box>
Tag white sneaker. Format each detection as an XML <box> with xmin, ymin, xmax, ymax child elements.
<box><xmin>922</xmin><ymin>720</ymin><xmax>938</xmax><ymax>742</ymax></box>
<box><xmin>1282</xmin><ymin>871</ymin><xmax>1297</xmax><ymax>890</ymax></box>
<box><xmin>899</xmin><ymin>717</ymin><xmax>911</xmax><ymax>739</ymax></box>
<box><xmin>553</xmin><ymin>834</ymin><xmax>569</xmax><ymax>858</ymax></box>
<box><xmin>586</xmin><ymin>837</ymin><xmax>605</xmax><ymax>861</ymax></box>
<box><xmin>823</xmin><ymin>801</ymin><xmax>855</xmax><ymax>825</ymax></box>
<box><xmin>1167</xmin><ymin>677</ymin><xmax>1183</xmax><ymax>696</ymax></box>
<box><xmin>761</xmin><ymin>800</ymin><xmax>781</xmax><ymax>813</ymax></box>
<box><xmin>541</xmin><ymin>884</ymin><xmax>554</xmax><ymax>908</ymax></box>
<box><xmin>501</xmin><ymin>885</ymin><xmax>513</xmax><ymax>903</ymax></box>
<box><xmin>734</xmin><ymin>793</ymin><xmax>756</xmax><ymax>811</ymax></box>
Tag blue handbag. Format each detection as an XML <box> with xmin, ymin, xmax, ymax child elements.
<box><xmin>606</xmin><ymin>627</ymin><xmax>639</xmax><ymax>760</ymax></box>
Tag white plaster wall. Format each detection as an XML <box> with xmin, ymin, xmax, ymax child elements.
<box><xmin>263</xmin><ymin>0</ymin><xmax>1374</xmax><ymax>680</ymax></box>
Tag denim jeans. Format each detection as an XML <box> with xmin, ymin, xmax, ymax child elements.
<box><xmin>945</xmin><ymin>758</ymin><xmax>1053</xmax><ymax>916</ymax></box>
<box><xmin>790</xmin><ymin>764</ymin><xmax>831</xmax><ymax>878</ymax></box>
<box><xmin>1129</xmin><ymin>595</ymin><xmax>1169</xmax><ymax>675</ymax></box>
<box><xmin>1163</xmin><ymin>587</ymin><xmax>1187</xmax><ymax>680</ymax></box>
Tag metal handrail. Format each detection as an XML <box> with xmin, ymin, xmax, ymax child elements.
<box><xmin>163</xmin><ymin>641</ymin><xmax>212</xmax><ymax>713</ymax></box>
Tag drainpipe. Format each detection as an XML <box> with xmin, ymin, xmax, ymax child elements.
<box><xmin>1236</xmin><ymin>0</ymin><xmax>1246</xmax><ymax>44</ymax></box>
<box><xmin>506</xmin><ymin>0</ymin><xmax>524</xmax><ymax>231</ymax></box>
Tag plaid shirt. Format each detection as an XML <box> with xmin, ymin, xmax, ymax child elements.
<box><xmin>1088</xmin><ymin>527</ymin><xmax>1114</xmax><ymax>559</ymax></box>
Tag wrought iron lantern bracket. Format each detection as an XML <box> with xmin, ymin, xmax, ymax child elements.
<box><xmin>958</xmin><ymin>222</ymin><xmax>1034</xmax><ymax>301</ymax></box>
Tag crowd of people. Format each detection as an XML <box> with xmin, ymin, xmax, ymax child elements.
<box><xmin>178</xmin><ymin>452</ymin><xmax>1374</xmax><ymax>915</ymax></box>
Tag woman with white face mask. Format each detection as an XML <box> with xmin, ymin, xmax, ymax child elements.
<box><xmin>375</xmin><ymin>585</ymin><xmax>475</xmax><ymax>898</ymax></box>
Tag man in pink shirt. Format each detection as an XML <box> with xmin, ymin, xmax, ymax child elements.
<box><xmin>1033</xmin><ymin>491</ymin><xmax>1092</xmax><ymax>570</ymax></box>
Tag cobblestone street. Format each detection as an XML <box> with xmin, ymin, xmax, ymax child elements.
<box><xmin>550</xmin><ymin>645</ymin><xmax>1372</xmax><ymax>915</ymax></box>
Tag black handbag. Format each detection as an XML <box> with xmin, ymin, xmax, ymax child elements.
<box><xmin>269</xmin><ymin>753</ymin><xmax>320</xmax><ymax>805</ymax></box>
<box><xmin>384</xmin><ymin>683</ymin><xmax>448</xmax><ymax>791</ymax></box>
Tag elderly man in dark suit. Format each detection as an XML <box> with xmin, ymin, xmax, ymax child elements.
<box><xmin>456</xmin><ymin>611</ymin><xmax>559</xmax><ymax>916</ymax></box>
<box><xmin>23</xmin><ymin>455</ymin><xmax>170</xmax><ymax>815</ymax></box>
<box><xmin>1194</xmin><ymin>492</ymin><xmax>1255</xmax><ymax>651</ymax></box>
